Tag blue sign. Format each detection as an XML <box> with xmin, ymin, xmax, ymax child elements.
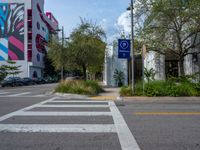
<box><xmin>118</xmin><ymin>39</ymin><xmax>130</xmax><ymax>59</ymax></box>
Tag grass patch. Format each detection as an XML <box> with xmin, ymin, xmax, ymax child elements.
<box><xmin>55</xmin><ymin>80</ymin><xmax>103</xmax><ymax>96</ymax></box>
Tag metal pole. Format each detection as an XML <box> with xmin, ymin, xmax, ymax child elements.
<box><xmin>131</xmin><ymin>0</ymin><xmax>135</xmax><ymax>94</ymax></box>
<box><xmin>61</xmin><ymin>26</ymin><xmax>64</xmax><ymax>80</ymax></box>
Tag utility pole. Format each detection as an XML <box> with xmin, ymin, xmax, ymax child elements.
<box><xmin>130</xmin><ymin>0</ymin><xmax>135</xmax><ymax>94</ymax></box>
<box><xmin>61</xmin><ymin>26</ymin><xmax>64</xmax><ymax>80</ymax></box>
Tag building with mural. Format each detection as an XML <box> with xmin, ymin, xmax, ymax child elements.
<box><xmin>0</xmin><ymin>0</ymin><xmax>58</xmax><ymax>78</ymax></box>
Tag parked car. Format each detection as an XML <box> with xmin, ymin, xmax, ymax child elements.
<box><xmin>22</xmin><ymin>78</ymin><xmax>36</xmax><ymax>85</ymax></box>
<box><xmin>37</xmin><ymin>78</ymin><xmax>46</xmax><ymax>84</ymax></box>
<box><xmin>1</xmin><ymin>77</ymin><xmax>24</xmax><ymax>87</ymax></box>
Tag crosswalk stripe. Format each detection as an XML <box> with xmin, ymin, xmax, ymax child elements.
<box><xmin>0</xmin><ymin>124</ymin><xmax>116</xmax><ymax>133</ymax></box>
<box><xmin>0</xmin><ymin>97</ymin><xmax>57</xmax><ymax>122</ymax></box>
<box><xmin>109</xmin><ymin>101</ymin><xmax>140</xmax><ymax>150</ymax></box>
<box><xmin>7</xmin><ymin>92</ymin><xmax>31</xmax><ymax>97</ymax></box>
<box><xmin>15</xmin><ymin>111</ymin><xmax>112</xmax><ymax>116</ymax></box>
<box><xmin>37</xmin><ymin>104</ymin><xmax>109</xmax><ymax>108</ymax></box>
<box><xmin>0</xmin><ymin>92</ymin><xmax>9</xmax><ymax>95</ymax></box>
<box><xmin>51</xmin><ymin>100</ymin><xmax>108</xmax><ymax>103</ymax></box>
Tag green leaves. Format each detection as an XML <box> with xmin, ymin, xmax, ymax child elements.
<box><xmin>113</xmin><ymin>69</ymin><xmax>125</xmax><ymax>87</ymax></box>
<box><xmin>139</xmin><ymin>0</ymin><xmax>200</xmax><ymax>76</ymax></box>
<box><xmin>0</xmin><ymin>61</ymin><xmax>21</xmax><ymax>82</ymax></box>
<box><xmin>68</xmin><ymin>19</ymin><xmax>106</xmax><ymax>79</ymax></box>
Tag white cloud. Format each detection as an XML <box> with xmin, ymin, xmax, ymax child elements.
<box><xmin>117</xmin><ymin>11</ymin><xmax>131</xmax><ymax>34</ymax></box>
<box><xmin>99</xmin><ymin>18</ymin><xmax>108</xmax><ymax>31</ymax></box>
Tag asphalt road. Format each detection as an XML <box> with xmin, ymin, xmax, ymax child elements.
<box><xmin>0</xmin><ymin>84</ymin><xmax>200</xmax><ymax>150</ymax></box>
<box><xmin>117</xmin><ymin>99</ymin><xmax>200</xmax><ymax>150</ymax></box>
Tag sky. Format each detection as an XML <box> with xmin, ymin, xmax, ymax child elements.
<box><xmin>44</xmin><ymin>0</ymin><xmax>131</xmax><ymax>43</ymax></box>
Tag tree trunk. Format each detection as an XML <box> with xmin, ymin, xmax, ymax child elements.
<box><xmin>82</xmin><ymin>65</ymin><xmax>87</xmax><ymax>80</ymax></box>
<box><xmin>178</xmin><ymin>60</ymin><xmax>185</xmax><ymax>76</ymax></box>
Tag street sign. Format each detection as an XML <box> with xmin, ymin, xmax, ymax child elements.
<box><xmin>118</xmin><ymin>39</ymin><xmax>130</xmax><ymax>59</ymax></box>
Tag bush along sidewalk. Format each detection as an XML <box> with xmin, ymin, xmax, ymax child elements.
<box><xmin>120</xmin><ymin>80</ymin><xmax>200</xmax><ymax>97</ymax></box>
<box><xmin>55</xmin><ymin>80</ymin><xmax>104</xmax><ymax>96</ymax></box>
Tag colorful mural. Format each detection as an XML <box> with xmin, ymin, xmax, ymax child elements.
<box><xmin>0</xmin><ymin>3</ymin><xmax>24</xmax><ymax>61</ymax></box>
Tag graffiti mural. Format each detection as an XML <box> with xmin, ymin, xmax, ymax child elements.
<box><xmin>0</xmin><ymin>3</ymin><xmax>24</xmax><ymax>61</ymax></box>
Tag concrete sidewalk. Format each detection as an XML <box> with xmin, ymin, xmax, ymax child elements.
<box><xmin>90</xmin><ymin>86</ymin><xmax>120</xmax><ymax>101</ymax></box>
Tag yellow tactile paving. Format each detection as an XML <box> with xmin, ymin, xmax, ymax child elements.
<box><xmin>90</xmin><ymin>96</ymin><xmax>117</xmax><ymax>101</ymax></box>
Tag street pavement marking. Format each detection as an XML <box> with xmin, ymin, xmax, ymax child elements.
<box><xmin>7</xmin><ymin>92</ymin><xmax>31</xmax><ymax>97</ymax></box>
<box><xmin>0</xmin><ymin>124</ymin><xmax>116</xmax><ymax>133</ymax></box>
<box><xmin>15</xmin><ymin>111</ymin><xmax>112</xmax><ymax>116</ymax></box>
<box><xmin>135</xmin><ymin>112</ymin><xmax>200</xmax><ymax>115</ymax></box>
<box><xmin>50</xmin><ymin>100</ymin><xmax>108</xmax><ymax>103</ymax></box>
<box><xmin>0</xmin><ymin>97</ymin><xmax>141</xmax><ymax>150</ymax></box>
<box><xmin>0</xmin><ymin>92</ymin><xmax>10</xmax><ymax>95</ymax></box>
<box><xmin>109</xmin><ymin>101</ymin><xmax>140</xmax><ymax>150</ymax></box>
<box><xmin>37</xmin><ymin>104</ymin><xmax>109</xmax><ymax>108</ymax></box>
<box><xmin>0</xmin><ymin>97</ymin><xmax>57</xmax><ymax>122</ymax></box>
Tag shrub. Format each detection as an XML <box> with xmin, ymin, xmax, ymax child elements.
<box><xmin>55</xmin><ymin>80</ymin><xmax>103</xmax><ymax>96</ymax></box>
<box><xmin>143</xmin><ymin>81</ymin><xmax>199</xmax><ymax>97</ymax></box>
<box><xmin>175</xmin><ymin>82</ymin><xmax>198</xmax><ymax>96</ymax></box>
<box><xmin>120</xmin><ymin>86</ymin><xmax>132</xmax><ymax>96</ymax></box>
<box><xmin>144</xmin><ymin>81</ymin><xmax>170</xmax><ymax>96</ymax></box>
<box><xmin>135</xmin><ymin>81</ymin><xmax>144</xmax><ymax>96</ymax></box>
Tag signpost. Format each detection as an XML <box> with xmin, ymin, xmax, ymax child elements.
<box><xmin>118</xmin><ymin>39</ymin><xmax>130</xmax><ymax>59</ymax></box>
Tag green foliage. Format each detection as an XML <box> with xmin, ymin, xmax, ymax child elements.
<box><xmin>120</xmin><ymin>86</ymin><xmax>132</xmax><ymax>96</ymax></box>
<box><xmin>55</xmin><ymin>80</ymin><xmax>103</xmax><ymax>96</ymax></box>
<box><xmin>0</xmin><ymin>61</ymin><xmax>21</xmax><ymax>82</ymax></box>
<box><xmin>120</xmin><ymin>79</ymin><xmax>200</xmax><ymax>97</ymax></box>
<box><xmin>144</xmin><ymin>81</ymin><xmax>171</xmax><ymax>96</ymax></box>
<box><xmin>144</xmin><ymin>68</ymin><xmax>156</xmax><ymax>83</ymax></box>
<box><xmin>68</xmin><ymin>19</ymin><xmax>106</xmax><ymax>79</ymax></box>
<box><xmin>47</xmin><ymin>39</ymin><xmax>70</xmax><ymax>71</ymax></box>
<box><xmin>135</xmin><ymin>81</ymin><xmax>144</xmax><ymax>96</ymax></box>
<box><xmin>138</xmin><ymin>0</ymin><xmax>200</xmax><ymax>76</ymax></box>
<box><xmin>6</xmin><ymin>61</ymin><xmax>22</xmax><ymax>77</ymax></box>
<box><xmin>113</xmin><ymin>69</ymin><xmax>125</xmax><ymax>87</ymax></box>
<box><xmin>0</xmin><ymin>65</ymin><xmax>8</xmax><ymax>82</ymax></box>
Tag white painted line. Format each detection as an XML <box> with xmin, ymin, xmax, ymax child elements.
<box><xmin>0</xmin><ymin>124</ymin><xmax>116</xmax><ymax>133</ymax></box>
<box><xmin>16</xmin><ymin>111</ymin><xmax>112</xmax><ymax>116</ymax></box>
<box><xmin>50</xmin><ymin>100</ymin><xmax>108</xmax><ymax>103</ymax></box>
<box><xmin>0</xmin><ymin>92</ymin><xmax>9</xmax><ymax>95</ymax></box>
<box><xmin>37</xmin><ymin>105</ymin><xmax>109</xmax><ymax>108</ymax></box>
<box><xmin>0</xmin><ymin>97</ymin><xmax>57</xmax><ymax>122</ymax></box>
<box><xmin>33</xmin><ymin>95</ymin><xmax>45</xmax><ymax>97</ymax></box>
<box><xmin>7</xmin><ymin>92</ymin><xmax>31</xmax><ymax>97</ymax></box>
<box><xmin>109</xmin><ymin>101</ymin><xmax>140</xmax><ymax>150</ymax></box>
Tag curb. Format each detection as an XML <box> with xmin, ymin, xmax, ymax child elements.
<box><xmin>122</xmin><ymin>96</ymin><xmax>200</xmax><ymax>101</ymax></box>
<box><xmin>54</xmin><ymin>92</ymin><xmax>89</xmax><ymax>99</ymax></box>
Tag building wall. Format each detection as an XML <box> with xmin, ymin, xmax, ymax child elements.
<box><xmin>104</xmin><ymin>45</ymin><xmax>128</xmax><ymax>87</ymax></box>
<box><xmin>0</xmin><ymin>0</ymin><xmax>58</xmax><ymax>78</ymax></box>
<box><xmin>144</xmin><ymin>51</ymin><xmax>165</xmax><ymax>81</ymax></box>
<box><xmin>30</xmin><ymin>0</ymin><xmax>47</xmax><ymax>78</ymax></box>
<box><xmin>0</xmin><ymin>0</ymin><xmax>31</xmax><ymax>77</ymax></box>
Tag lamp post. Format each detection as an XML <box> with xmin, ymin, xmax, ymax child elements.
<box><xmin>127</xmin><ymin>0</ymin><xmax>135</xmax><ymax>94</ymax></box>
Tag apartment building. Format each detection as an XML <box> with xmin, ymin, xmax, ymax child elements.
<box><xmin>0</xmin><ymin>0</ymin><xmax>58</xmax><ymax>78</ymax></box>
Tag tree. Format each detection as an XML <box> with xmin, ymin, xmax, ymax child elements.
<box><xmin>43</xmin><ymin>53</ymin><xmax>58</xmax><ymax>78</ymax></box>
<box><xmin>6</xmin><ymin>61</ymin><xmax>22</xmax><ymax>78</ymax></box>
<box><xmin>138</xmin><ymin>0</ymin><xmax>200</xmax><ymax>76</ymax></box>
<box><xmin>68</xmin><ymin>19</ymin><xmax>106</xmax><ymax>80</ymax></box>
<box><xmin>0</xmin><ymin>65</ymin><xmax>8</xmax><ymax>82</ymax></box>
<box><xmin>47</xmin><ymin>38</ymin><xmax>72</xmax><ymax>79</ymax></box>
